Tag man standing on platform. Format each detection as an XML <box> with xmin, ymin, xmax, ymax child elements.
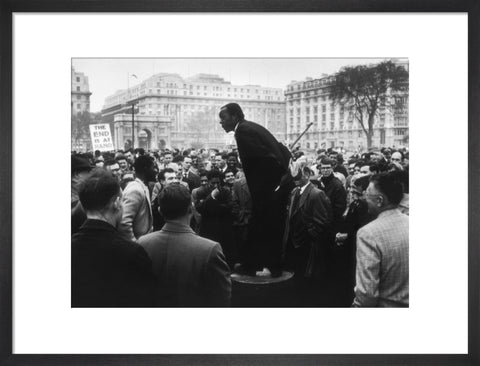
<box><xmin>219</xmin><ymin>103</ymin><xmax>293</xmax><ymax>276</ymax></box>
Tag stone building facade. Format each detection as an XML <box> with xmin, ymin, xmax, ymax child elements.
<box><xmin>102</xmin><ymin>73</ymin><xmax>286</xmax><ymax>150</ymax></box>
<box><xmin>284</xmin><ymin>63</ymin><xmax>409</xmax><ymax>152</ymax></box>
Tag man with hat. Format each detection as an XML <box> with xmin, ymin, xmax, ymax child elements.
<box><xmin>282</xmin><ymin>159</ymin><xmax>333</xmax><ymax>305</ymax></box>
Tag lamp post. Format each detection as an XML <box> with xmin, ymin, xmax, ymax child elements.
<box><xmin>131</xmin><ymin>102</ymin><xmax>135</xmax><ymax>150</ymax></box>
<box><xmin>127</xmin><ymin>73</ymin><xmax>138</xmax><ymax>150</ymax></box>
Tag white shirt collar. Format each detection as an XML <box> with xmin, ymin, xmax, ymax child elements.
<box><xmin>299</xmin><ymin>181</ymin><xmax>311</xmax><ymax>195</ymax></box>
<box><xmin>234</xmin><ymin>121</ymin><xmax>240</xmax><ymax>133</ymax></box>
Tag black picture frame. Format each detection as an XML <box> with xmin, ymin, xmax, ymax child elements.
<box><xmin>1</xmin><ymin>1</ymin><xmax>478</xmax><ymax>365</ymax></box>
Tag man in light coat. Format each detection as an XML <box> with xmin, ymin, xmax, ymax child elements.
<box><xmin>118</xmin><ymin>155</ymin><xmax>157</xmax><ymax>241</ymax></box>
<box><xmin>353</xmin><ymin>172</ymin><xmax>409</xmax><ymax>307</ymax></box>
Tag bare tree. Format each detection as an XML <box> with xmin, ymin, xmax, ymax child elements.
<box><xmin>71</xmin><ymin>111</ymin><xmax>91</xmax><ymax>148</ymax></box>
<box><xmin>329</xmin><ymin>60</ymin><xmax>409</xmax><ymax>148</ymax></box>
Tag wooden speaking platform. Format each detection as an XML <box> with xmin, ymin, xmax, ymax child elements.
<box><xmin>231</xmin><ymin>268</ymin><xmax>294</xmax><ymax>307</ymax></box>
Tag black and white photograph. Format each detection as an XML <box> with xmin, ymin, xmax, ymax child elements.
<box><xmin>6</xmin><ymin>9</ymin><xmax>474</xmax><ymax>361</ymax></box>
<box><xmin>71</xmin><ymin>58</ymin><xmax>409</xmax><ymax>308</ymax></box>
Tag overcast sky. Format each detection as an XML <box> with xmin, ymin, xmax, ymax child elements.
<box><xmin>72</xmin><ymin>58</ymin><xmax>399</xmax><ymax>113</ymax></box>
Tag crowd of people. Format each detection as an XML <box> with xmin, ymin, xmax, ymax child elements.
<box><xmin>71</xmin><ymin>103</ymin><xmax>409</xmax><ymax>308</ymax></box>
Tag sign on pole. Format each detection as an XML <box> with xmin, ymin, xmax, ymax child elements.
<box><xmin>89</xmin><ymin>124</ymin><xmax>114</xmax><ymax>152</ymax></box>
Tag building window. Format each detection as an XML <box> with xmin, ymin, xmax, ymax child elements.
<box><xmin>322</xmin><ymin>114</ymin><xmax>326</xmax><ymax>122</ymax></box>
<box><xmin>76</xmin><ymin>95</ymin><xmax>81</xmax><ymax>100</ymax></box>
<box><xmin>322</xmin><ymin>105</ymin><xmax>326</xmax><ymax>113</ymax></box>
<box><xmin>76</xmin><ymin>86</ymin><xmax>80</xmax><ymax>92</ymax></box>
<box><xmin>77</xmin><ymin>103</ymin><xmax>81</xmax><ymax>109</ymax></box>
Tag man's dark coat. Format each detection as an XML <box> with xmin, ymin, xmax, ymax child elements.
<box><xmin>72</xmin><ymin>219</ymin><xmax>157</xmax><ymax>307</ymax></box>
<box><xmin>234</xmin><ymin>120</ymin><xmax>294</xmax><ymax>269</ymax></box>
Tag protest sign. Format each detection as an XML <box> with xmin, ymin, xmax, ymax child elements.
<box><xmin>89</xmin><ymin>124</ymin><xmax>114</xmax><ymax>151</ymax></box>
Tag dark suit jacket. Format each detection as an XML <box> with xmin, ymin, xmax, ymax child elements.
<box><xmin>186</xmin><ymin>171</ymin><xmax>201</xmax><ymax>191</ymax></box>
<box><xmin>138</xmin><ymin>222</ymin><xmax>231</xmax><ymax>307</ymax></box>
<box><xmin>339</xmin><ymin>198</ymin><xmax>373</xmax><ymax>245</ymax></box>
<box><xmin>283</xmin><ymin>183</ymin><xmax>333</xmax><ymax>276</ymax></box>
<box><xmin>71</xmin><ymin>200</ymin><xmax>86</xmax><ymax>235</ymax></box>
<box><xmin>234</xmin><ymin>120</ymin><xmax>293</xmax><ymax>268</ymax></box>
<box><xmin>321</xmin><ymin>174</ymin><xmax>347</xmax><ymax>233</ymax></box>
<box><xmin>72</xmin><ymin>219</ymin><xmax>157</xmax><ymax>307</ymax></box>
<box><xmin>196</xmin><ymin>186</ymin><xmax>235</xmax><ymax>267</ymax></box>
<box><xmin>234</xmin><ymin>120</ymin><xmax>290</xmax><ymax>206</ymax></box>
<box><xmin>231</xmin><ymin>177</ymin><xmax>252</xmax><ymax>226</ymax></box>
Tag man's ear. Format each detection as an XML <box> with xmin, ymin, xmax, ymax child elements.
<box><xmin>111</xmin><ymin>195</ymin><xmax>121</xmax><ymax>211</ymax></box>
<box><xmin>377</xmin><ymin>195</ymin><xmax>384</xmax><ymax>207</ymax></box>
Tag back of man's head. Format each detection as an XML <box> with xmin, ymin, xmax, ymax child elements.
<box><xmin>79</xmin><ymin>168</ymin><xmax>120</xmax><ymax>212</ymax></box>
<box><xmin>207</xmin><ymin>169</ymin><xmax>222</xmax><ymax>181</ymax></box>
<box><xmin>72</xmin><ymin>155</ymin><xmax>92</xmax><ymax>176</ymax></box>
<box><xmin>134</xmin><ymin>155</ymin><xmax>153</xmax><ymax>176</ymax></box>
<box><xmin>159</xmin><ymin>184</ymin><xmax>191</xmax><ymax>220</ymax></box>
<box><xmin>134</xmin><ymin>148</ymin><xmax>145</xmax><ymax>156</ymax></box>
<box><xmin>370</xmin><ymin>172</ymin><xmax>404</xmax><ymax>205</ymax></box>
<box><xmin>172</xmin><ymin>154</ymin><xmax>184</xmax><ymax>164</ymax></box>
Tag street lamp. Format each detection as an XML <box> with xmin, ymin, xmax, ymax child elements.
<box><xmin>131</xmin><ymin>102</ymin><xmax>135</xmax><ymax>150</ymax></box>
<box><xmin>127</xmin><ymin>73</ymin><xmax>138</xmax><ymax>150</ymax></box>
